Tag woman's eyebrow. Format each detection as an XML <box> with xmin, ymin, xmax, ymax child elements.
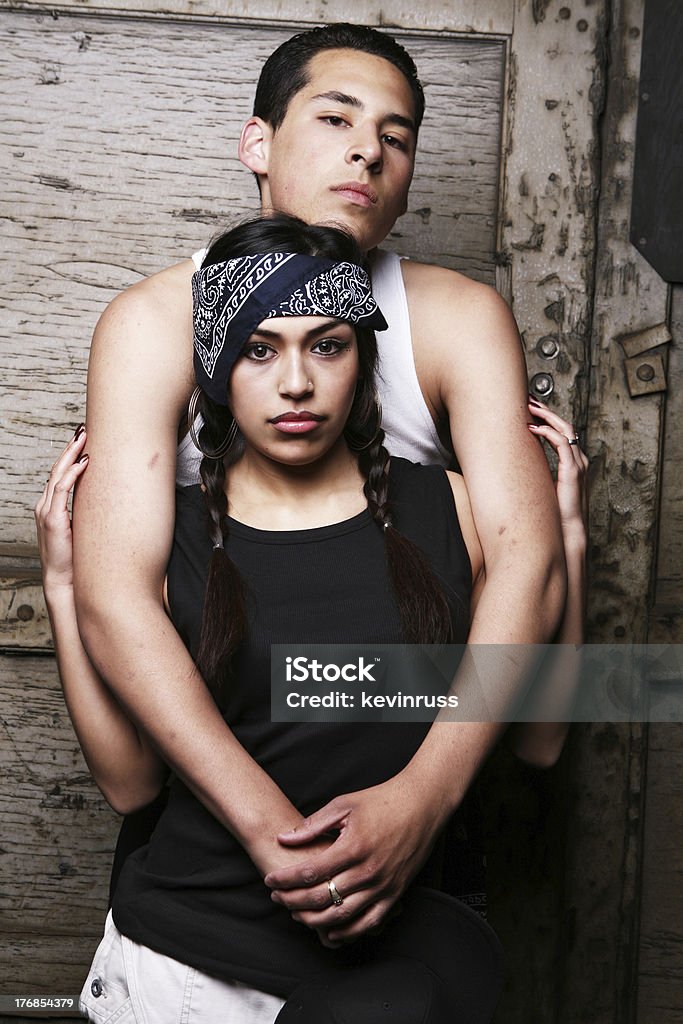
<box><xmin>250</xmin><ymin>319</ymin><xmax>349</xmax><ymax>340</ymax></box>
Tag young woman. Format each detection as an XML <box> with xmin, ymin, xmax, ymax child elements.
<box><xmin>36</xmin><ymin>215</ymin><xmax>587</xmax><ymax>1023</ymax></box>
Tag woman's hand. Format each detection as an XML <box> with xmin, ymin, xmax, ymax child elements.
<box><xmin>527</xmin><ymin>397</ymin><xmax>588</xmax><ymax>544</ymax></box>
<box><xmin>34</xmin><ymin>426</ymin><xmax>168</xmax><ymax>813</ymax></box>
<box><xmin>35</xmin><ymin>425</ymin><xmax>89</xmax><ymax>594</ymax></box>
<box><xmin>264</xmin><ymin>770</ymin><xmax>442</xmax><ymax>947</ymax></box>
<box><xmin>506</xmin><ymin>398</ymin><xmax>589</xmax><ymax>767</ymax></box>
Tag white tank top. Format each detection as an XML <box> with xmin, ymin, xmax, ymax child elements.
<box><xmin>176</xmin><ymin>249</ymin><xmax>453</xmax><ymax>486</ymax></box>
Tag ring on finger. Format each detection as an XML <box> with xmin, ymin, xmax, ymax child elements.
<box><xmin>327</xmin><ymin>879</ymin><xmax>344</xmax><ymax>907</ymax></box>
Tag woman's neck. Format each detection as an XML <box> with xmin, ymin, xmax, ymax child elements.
<box><xmin>225</xmin><ymin>439</ymin><xmax>367</xmax><ymax>531</ymax></box>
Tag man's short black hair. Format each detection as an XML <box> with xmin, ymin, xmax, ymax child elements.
<box><xmin>253</xmin><ymin>23</ymin><xmax>425</xmax><ymax>133</ymax></box>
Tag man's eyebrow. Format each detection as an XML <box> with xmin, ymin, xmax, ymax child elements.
<box><xmin>311</xmin><ymin>90</ymin><xmax>416</xmax><ymax>134</ymax></box>
<box><xmin>312</xmin><ymin>90</ymin><xmax>363</xmax><ymax>110</ymax></box>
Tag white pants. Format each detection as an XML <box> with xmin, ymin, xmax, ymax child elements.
<box><xmin>79</xmin><ymin>912</ymin><xmax>286</xmax><ymax>1024</ymax></box>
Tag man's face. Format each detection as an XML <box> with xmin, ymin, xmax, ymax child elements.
<box><xmin>242</xmin><ymin>49</ymin><xmax>417</xmax><ymax>253</ymax></box>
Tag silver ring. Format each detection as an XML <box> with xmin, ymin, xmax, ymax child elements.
<box><xmin>567</xmin><ymin>437</ymin><xmax>579</xmax><ymax>446</ymax></box>
<box><xmin>327</xmin><ymin>879</ymin><xmax>344</xmax><ymax>907</ymax></box>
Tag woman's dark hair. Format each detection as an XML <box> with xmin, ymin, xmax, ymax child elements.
<box><xmin>254</xmin><ymin>23</ymin><xmax>425</xmax><ymax>134</ymax></box>
<box><xmin>194</xmin><ymin>213</ymin><xmax>451</xmax><ymax>698</ymax></box>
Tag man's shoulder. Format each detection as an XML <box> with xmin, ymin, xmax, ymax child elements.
<box><xmin>90</xmin><ymin>259</ymin><xmax>195</xmax><ymax>400</ymax></box>
<box><xmin>396</xmin><ymin>259</ymin><xmax>523</xmax><ymax>415</ymax></box>
<box><xmin>400</xmin><ymin>258</ymin><xmax>506</xmax><ymax>320</ymax></box>
<box><xmin>99</xmin><ymin>258</ymin><xmax>195</xmax><ymax>330</ymax></box>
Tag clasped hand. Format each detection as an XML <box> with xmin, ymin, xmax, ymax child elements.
<box><xmin>263</xmin><ymin>772</ymin><xmax>442</xmax><ymax>948</ymax></box>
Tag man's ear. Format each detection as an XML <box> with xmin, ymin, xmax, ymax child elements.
<box><xmin>238</xmin><ymin>116</ymin><xmax>272</xmax><ymax>175</ymax></box>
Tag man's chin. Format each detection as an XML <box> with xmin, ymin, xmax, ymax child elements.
<box><xmin>312</xmin><ymin>213</ymin><xmax>392</xmax><ymax>255</ymax></box>
<box><xmin>260</xmin><ymin>197</ymin><xmax>393</xmax><ymax>254</ymax></box>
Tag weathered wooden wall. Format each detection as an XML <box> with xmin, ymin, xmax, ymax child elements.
<box><xmin>562</xmin><ymin>2</ymin><xmax>679</xmax><ymax>1023</ymax></box>
<box><xmin>0</xmin><ymin>654</ymin><xmax>120</xmax><ymax>1020</ymax></box>
<box><xmin>0</xmin><ymin>10</ymin><xmax>505</xmax><ymax>553</ymax></box>
<box><xmin>651</xmin><ymin>283</ymin><xmax>683</xmax><ymax>638</ymax></box>
<box><xmin>637</xmin><ymin>279</ymin><xmax>683</xmax><ymax>1022</ymax></box>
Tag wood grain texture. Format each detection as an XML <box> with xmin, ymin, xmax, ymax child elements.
<box><xmin>0</xmin><ymin>0</ymin><xmax>515</xmax><ymax>35</ymax></box>
<box><xmin>0</xmin><ymin>577</ymin><xmax>52</xmax><ymax>650</ymax></box>
<box><xmin>493</xmin><ymin>3</ymin><xmax>615</xmax><ymax>1023</ymax></box>
<box><xmin>501</xmin><ymin>0</ymin><xmax>608</xmax><ymax>436</ymax></box>
<box><xmin>653</xmin><ymin>283</ymin><xmax>683</xmax><ymax>614</ymax></box>
<box><xmin>1</xmin><ymin>10</ymin><xmax>504</xmax><ymax>549</ymax></box>
<box><xmin>0</xmin><ymin>656</ymin><xmax>119</xmax><ymax>954</ymax></box>
<box><xmin>640</xmin><ymin>278</ymin><xmax>683</xmax><ymax>1020</ymax></box>
<box><xmin>557</xmin><ymin>0</ymin><xmax>669</xmax><ymax>1021</ymax></box>
<box><xmin>637</xmin><ymin>724</ymin><xmax>683</xmax><ymax>1024</ymax></box>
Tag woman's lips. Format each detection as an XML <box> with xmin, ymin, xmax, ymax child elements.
<box><xmin>269</xmin><ymin>411</ymin><xmax>325</xmax><ymax>434</ymax></box>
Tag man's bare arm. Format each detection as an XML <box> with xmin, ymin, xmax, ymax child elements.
<box><xmin>72</xmin><ymin>266</ymin><xmax>310</xmax><ymax>871</ymax></box>
<box><xmin>386</xmin><ymin>263</ymin><xmax>567</xmax><ymax>782</ymax></box>
<box><xmin>407</xmin><ymin>260</ymin><xmax>566</xmax><ymax>644</ymax></box>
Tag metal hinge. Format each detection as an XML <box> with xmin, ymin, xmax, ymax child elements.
<box><xmin>618</xmin><ymin>322</ymin><xmax>671</xmax><ymax>397</ymax></box>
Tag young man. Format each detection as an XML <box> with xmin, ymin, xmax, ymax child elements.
<box><xmin>73</xmin><ymin>24</ymin><xmax>565</xmax><ymax>944</ymax></box>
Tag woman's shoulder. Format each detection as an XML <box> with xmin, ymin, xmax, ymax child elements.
<box><xmin>388</xmin><ymin>456</ymin><xmax>452</xmax><ymax>491</ymax></box>
<box><xmin>173</xmin><ymin>484</ymin><xmax>210</xmax><ymax>542</ymax></box>
<box><xmin>389</xmin><ymin>458</ymin><xmax>479</xmax><ymax>574</ymax></box>
<box><xmin>388</xmin><ymin>457</ymin><xmax>459</xmax><ymax>524</ymax></box>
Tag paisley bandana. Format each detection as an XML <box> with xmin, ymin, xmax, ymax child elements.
<box><xmin>192</xmin><ymin>252</ymin><xmax>387</xmax><ymax>405</ymax></box>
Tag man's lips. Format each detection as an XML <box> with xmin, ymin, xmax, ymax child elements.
<box><xmin>332</xmin><ymin>181</ymin><xmax>378</xmax><ymax>207</ymax></box>
<box><xmin>269</xmin><ymin>411</ymin><xmax>325</xmax><ymax>434</ymax></box>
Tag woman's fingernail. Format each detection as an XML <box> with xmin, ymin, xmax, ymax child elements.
<box><xmin>77</xmin><ymin>452</ymin><xmax>89</xmax><ymax>463</ymax></box>
<box><xmin>528</xmin><ymin>424</ymin><xmax>540</xmax><ymax>430</ymax></box>
<box><xmin>73</xmin><ymin>423</ymin><xmax>85</xmax><ymax>440</ymax></box>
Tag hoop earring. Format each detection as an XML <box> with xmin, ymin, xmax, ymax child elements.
<box><xmin>345</xmin><ymin>392</ymin><xmax>383</xmax><ymax>451</ymax></box>
<box><xmin>187</xmin><ymin>386</ymin><xmax>239</xmax><ymax>459</ymax></box>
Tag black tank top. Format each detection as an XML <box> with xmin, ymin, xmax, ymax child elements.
<box><xmin>112</xmin><ymin>458</ymin><xmax>482</xmax><ymax>995</ymax></box>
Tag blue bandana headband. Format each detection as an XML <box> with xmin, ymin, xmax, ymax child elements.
<box><xmin>192</xmin><ymin>252</ymin><xmax>388</xmax><ymax>405</ymax></box>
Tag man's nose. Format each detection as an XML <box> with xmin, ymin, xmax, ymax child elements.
<box><xmin>346</xmin><ymin>124</ymin><xmax>383</xmax><ymax>171</ymax></box>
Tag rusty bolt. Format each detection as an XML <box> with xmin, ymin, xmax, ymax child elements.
<box><xmin>636</xmin><ymin>363</ymin><xmax>655</xmax><ymax>382</ymax></box>
<box><xmin>530</xmin><ymin>372</ymin><xmax>554</xmax><ymax>397</ymax></box>
<box><xmin>537</xmin><ymin>336</ymin><xmax>559</xmax><ymax>359</ymax></box>
<box><xmin>559</xmin><ymin>7</ymin><xmax>571</xmax><ymax>19</ymax></box>
<box><xmin>577</xmin><ymin>19</ymin><xmax>588</xmax><ymax>31</ymax></box>
<box><xmin>17</xmin><ymin>604</ymin><xmax>35</xmax><ymax>622</ymax></box>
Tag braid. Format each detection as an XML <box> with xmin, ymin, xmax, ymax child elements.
<box><xmin>357</xmin><ymin>429</ymin><xmax>453</xmax><ymax>645</ymax></box>
<box><xmin>195</xmin><ymin>406</ymin><xmax>247</xmax><ymax>700</ymax></box>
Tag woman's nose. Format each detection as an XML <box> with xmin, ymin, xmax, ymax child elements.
<box><xmin>279</xmin><ymin>356</ymin><xmax>313</xmax><ymax>398</ymax></box>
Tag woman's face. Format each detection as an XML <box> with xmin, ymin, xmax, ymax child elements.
<box><xmin>227</xmin><ymin>315</ymin><xmax>360</xmax><ymax>466</ymax></box>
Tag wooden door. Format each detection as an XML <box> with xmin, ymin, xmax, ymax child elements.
<box><xmin>636</xmin><ymin>281</ymin><xmax>683</xmax><ymax>1024</ymax></box>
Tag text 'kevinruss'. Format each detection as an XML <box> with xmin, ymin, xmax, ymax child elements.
<box><xmin>285</xmin><ymin>692</ymin><xmax>460</xmax><ymax>709</ymax></box>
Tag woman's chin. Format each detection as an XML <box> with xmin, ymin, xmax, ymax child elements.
<box><xmin>244</xmin><ymin>433</ymin><xmax>349</xmax><ymax>470</ymax></box>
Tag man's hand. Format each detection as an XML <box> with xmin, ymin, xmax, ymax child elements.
<box><xmin>264</xmin><ymin>770</ymin><xmax>443</xmax><ymax>946</ymax></box>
